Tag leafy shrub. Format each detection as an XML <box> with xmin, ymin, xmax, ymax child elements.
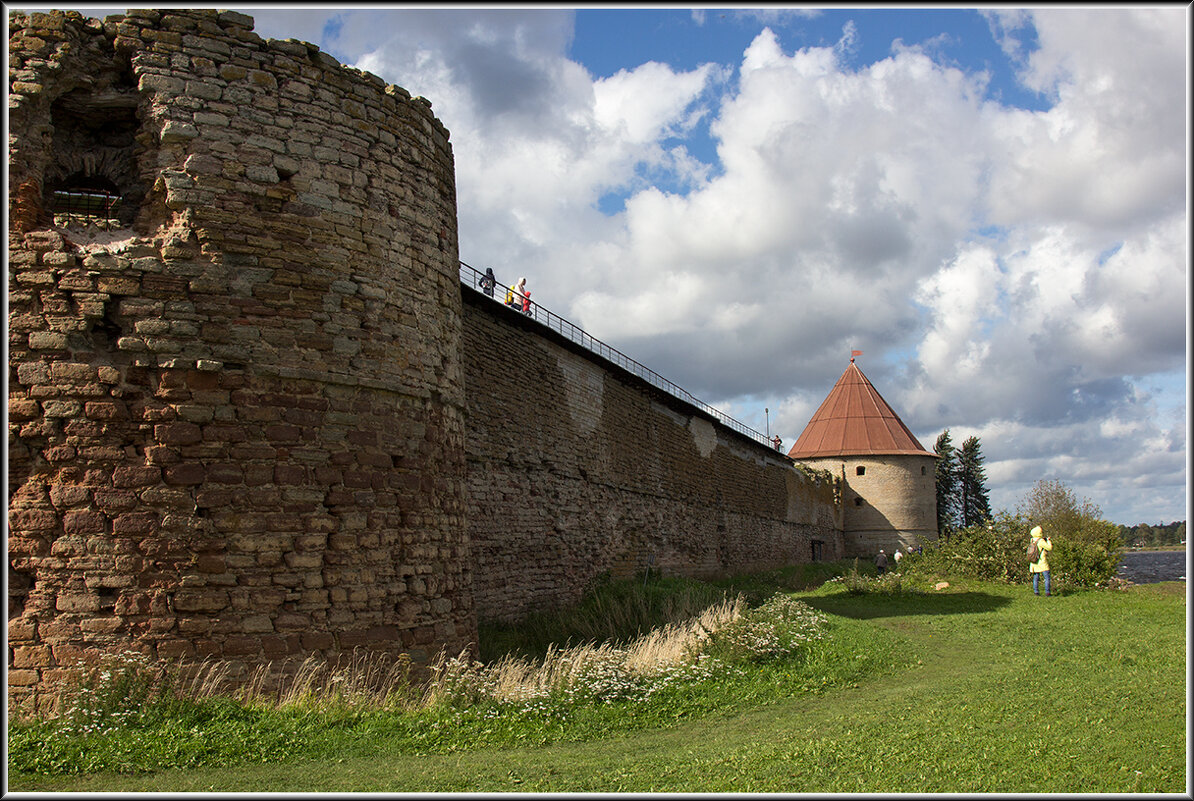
<box><xmin>931</xmin><ymin>512</ymin><xmax>1029</xmax><ymax>582</ymax></box>
<box><xmin>1050</xmin><ymin>539</ymin><xmax>1119</xmax><ymax>588</ymax></box>
<box><xmin>905</xmin><ymin>506</ymin><xmax>1120</xmax><ymax>589</ymax></box>
<box><xmin>1018</xmin><ymin>479</ymin><xmax>1123</xmax><ymax>552</ymax></box>
<box><xmin>830</xmin><ymin>559</ymin><xmax>914</xmax><ymax>595</ymax></box>
<box><xmin>704</xmin><ymin>594</ymin><xmax>828</xmax><ymax>663</ymax></box>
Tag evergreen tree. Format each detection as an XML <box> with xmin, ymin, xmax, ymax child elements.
<box><xmin>934</xmin><ymin>429</ymin><xmax>960</xmax><ymax>536</ymax></box>
<box><xmin>958</xmin><ymin>435</ymin><xmax>992</xmax><ymax>527</ymax></box>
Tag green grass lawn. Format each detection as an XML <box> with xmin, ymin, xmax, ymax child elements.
<box><xmin>8</xmin><ymin>575</ymin><xmax>1186</xmax><ymax>793</ymax></box>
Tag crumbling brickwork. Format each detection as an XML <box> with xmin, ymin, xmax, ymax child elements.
<box><xmin>461</xmin><ymin>292</ymin><xmax>842</xmax><ymax>623</ymax></box>
<box><xmin>8</xmin><ymin>9</ymin><xmax>472</xmax><ymax>709</ymax></box>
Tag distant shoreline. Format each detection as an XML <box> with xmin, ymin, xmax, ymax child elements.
<box><xmin>1125</xmin><ymin>545</ymin><xmax>1186</xmax><ymax>552</ymax></box>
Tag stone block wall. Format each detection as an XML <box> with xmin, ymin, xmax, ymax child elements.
<box><xmin>801</xmin><ymin>455</ymin><xmax>938</xmax><ymax>557</ymax></box>
<box><xmin>8</xmin><ymin>9</ymin><xmax>472</xmax><ymax>710</ymax></box>
<box><xmin>461</xmin><ymin>291</ymin><xmax>842</xmax><ymax>623</ymax></box>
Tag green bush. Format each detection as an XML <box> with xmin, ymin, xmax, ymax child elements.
<box><xmin>833</xmin><ymin>559</ymin><xmax>914</xmax><ymax>595</ymax></box>
<box><xmin>904</xmin><ymin>508</ymin><xmax>1119</xmax><ymax>590</ymax></box>
<box><xmin>1050</xmin><ymin>539</ymin><xmax>1118</xmax><ymax>588</ymax></box>
<box><xmin>950</xmin><ymin>512</ymin><xmax>1029</xmax><ymax>582</ymax></box>
<box><xmin>704</xmin><ymin>594</ymin><xmax>829</xmax><ymax>663</ymax></box>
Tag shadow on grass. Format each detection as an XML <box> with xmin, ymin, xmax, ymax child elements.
<box><xmin>803</xmin><ymin>590</ymin><xmax>1013</xmax><ymax>620</ymax></box>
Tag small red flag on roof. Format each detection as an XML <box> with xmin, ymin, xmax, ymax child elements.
<box><xmin>851</xmin><ymin>349</ymin><xmax>863</xmax><ymax>361</ymax></box>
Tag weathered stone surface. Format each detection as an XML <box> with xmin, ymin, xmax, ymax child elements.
<box><xmin>462</xmin><ymin>293</ymin><xmax>843</xmax><ymax>624</ymax></box>
<box><xmin>8</xmin><ymin>7</ymin><xmax>468</xmax><ymax>710</ymax></box>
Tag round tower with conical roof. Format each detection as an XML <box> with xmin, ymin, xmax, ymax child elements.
<box><xmin>787</xmin><ymin>357</ymin><xmax>938</xmax><ymax>557</ymax></box>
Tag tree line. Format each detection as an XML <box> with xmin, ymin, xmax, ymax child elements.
<box><xmin>1118</xmin><ymin>521</ymin><xmax>1186</xmax><ymax>547</ymax></box>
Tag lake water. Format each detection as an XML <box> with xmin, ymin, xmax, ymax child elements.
<box><xmin>1116</xmin><ymin>549</ymin><xmax>1187</xmax><ymax>584</ymax></box>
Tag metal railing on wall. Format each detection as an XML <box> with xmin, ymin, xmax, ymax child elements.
<box><xmin>459</xmin><ymin>260</ymin><xmax>773</xmax><ymax>449</ymax></box>
<box><xmin>48</xmin><ymin>188</ymin><xmax>123</xmax><ymax>228</ymax></box>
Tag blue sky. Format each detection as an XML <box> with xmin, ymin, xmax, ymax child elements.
<box><xmin>573</xmin><ymin>8</ymin><xmax>1047</xmax><ymax>106</ymax></box>
<box><xmin>570</xmin><ymin>8</ymin><xmax>1050</xmax><ymax>211</ymax></box>
<box><xmin>22</xmin><ymin>6</ymin><xmax>1189</xmax><ymax>526</ymax></box>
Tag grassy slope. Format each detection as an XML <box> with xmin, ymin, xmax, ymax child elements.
<box><xmin>11</xmin><ymin>579</ymin><xmax>1186</xmax><ymax>794</ymax></box>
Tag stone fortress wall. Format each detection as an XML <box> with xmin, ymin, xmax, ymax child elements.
<box><xmin>799</xmin><ymin>455</ymin><xmax>938</xmax><ymax>557</ymax></box>
<box><xmin>7</xmin><ymin>8</ymin><xmax>845</xmax><ymax>710</ymax></box>
<box><xmin>460</xmin><ymin>292</ymin><xmax>842</xmax><ymax>624</ymax></box>
<box><xmin>8</xmin><ymin>9</ymin><xmax>472</xmax><ymax>709</ymax></box>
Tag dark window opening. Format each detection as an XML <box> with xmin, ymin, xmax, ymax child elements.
<box><xmin>95</xmin><ymin>587</ymin><xmax>118</xmax><ymax>609</ymax></box>
<box><xmin>89</xmin><ymin>303</ymin><xmax>124</xmax><ymax>351</ymax></box>
<box><xmin>921</xmin><ymin>465</ymin><xmax>927</xmax><ymax>475</ymax></box>
<box><xmin>811</xmin><ymin>540</ymin><xmax>824</xmax><ymax>562</ymax></box>
<box><xmin>45</xmin><ymin>81</ymin><xmax>143</xmax><ymax>230</ymax></box>
<box><xmin>856</xmin><ymin>465</ymin><xmax>866</xmax><ymax>476</ymax></box>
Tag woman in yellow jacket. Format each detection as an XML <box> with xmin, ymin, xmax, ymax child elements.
<box><xmin>1029</xmin><ymin>525</ymin><xmax>1053</xmax><ymax>596</ymax></box>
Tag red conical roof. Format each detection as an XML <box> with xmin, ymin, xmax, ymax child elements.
<box><xmin>788</xmin><ymin>360</ymin><xmax>933</xmax><ymax>458</ymax></box>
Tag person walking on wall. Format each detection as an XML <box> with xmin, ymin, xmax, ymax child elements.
<box><xmin>1029</xmin><ymin>525</ymin><xmax>1053</xmax><ymax>596</ymax></box>
<box><xmin>875</xmin><ymin>549</ymin><xmax>888</xmax><ymax>575</ymax></box>
<box><xmin>510</xmin><ymin>277</ymin><xmax>527</xmax><ymax>310</ymax></box>
<box><xmin>522</xmin><ymin>289</ymin><xmax>532</xmax><ymax>315</ymax></box>
<box><xmin>480</xmin><ymin>267</ymin><xmax>496</xmax><ymax>297</ymax></box>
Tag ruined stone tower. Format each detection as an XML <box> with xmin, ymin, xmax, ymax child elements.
<box><xmin>788</xmin><ymin>358</ymin><xmax>938</xmax><ymax>556</ymax></box>
<box><xmin>8</xmin><ymin>9</ymin><xmax>474</xmax><ymax>708</ymax></box>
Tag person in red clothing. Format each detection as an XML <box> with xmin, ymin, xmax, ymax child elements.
<box><xmin>522</xmin><ymin>289</ymin><xmax>532</xmax><ymax>314</ymax></box>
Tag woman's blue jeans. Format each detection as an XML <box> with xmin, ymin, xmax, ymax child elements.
<box><xmin>1032</xmin><ymin>570</ymin><xmax>1051</xmax><ymax>595</ymax></box>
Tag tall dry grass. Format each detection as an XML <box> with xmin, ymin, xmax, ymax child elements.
<box><xmin>472</xmin><ymin>595</ymin><xmax>744</xmax><ymax>705</ymax></box>
<box><xmin>176</xmin><ymin>648</ymin><xmax>421</xmax><ymax>711</ymax></box>
<box><xmin>171</xmin><ymin>595</ymin><xmax>746</xmax><ymax>714</ymax></box>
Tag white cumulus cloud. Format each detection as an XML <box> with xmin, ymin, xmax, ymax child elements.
<box><xmin>243</xmin><ymin>7</ymin><xmax>1185</xmax><ymax>524</ymax></box>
